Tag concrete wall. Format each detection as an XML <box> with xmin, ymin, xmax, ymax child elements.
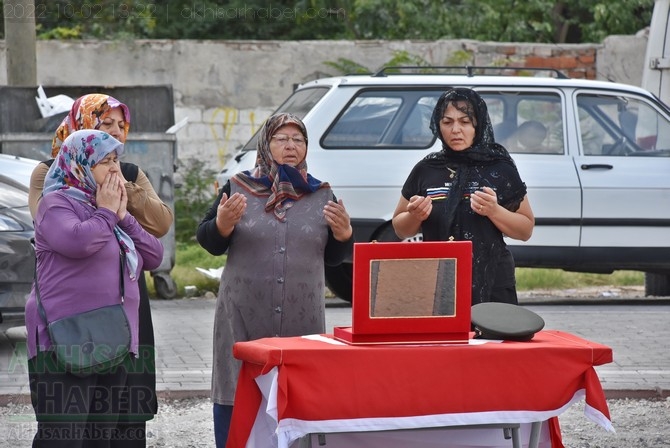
<box><xmin>0</xmin><ymin>35</ymin><xmax>649</xmax><ymax>171</ymax></box>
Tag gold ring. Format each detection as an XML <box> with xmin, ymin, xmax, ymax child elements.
<box><xmin>479</xmin><ymin>206</ymin><xmax>483</xmax><ymax>211</ymax></box>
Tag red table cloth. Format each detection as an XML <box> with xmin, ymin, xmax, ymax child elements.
<box><xmin>229</xmin><ymin>330</ymin><xmax>613</xmax><ymax>448</ymax></box>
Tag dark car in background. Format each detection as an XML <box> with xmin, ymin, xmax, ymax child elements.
<box><xmin>0</xmin><ymin>174</ymin><xmax>34</xmax><ymax>322</ymax></box>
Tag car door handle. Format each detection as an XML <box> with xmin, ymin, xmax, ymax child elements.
<box><xmin>580</xmin><ymin>164</ymin><xmax>613</xmax><ymax>170</ymax></box>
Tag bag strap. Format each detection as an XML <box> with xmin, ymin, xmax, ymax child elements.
<box><xmin>34</xmin><ymin>246</ymin><xmax>126</xmax><ymax>325</ymax></box>
<box><xmin>120</xmin><ymin>162</ymin><xmax>139</xmax><ymax>183</ymax></box>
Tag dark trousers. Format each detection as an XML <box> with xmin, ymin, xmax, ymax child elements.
<box><xmin>28</xmin><ymin>351</ymin><xmax>144</xmax><ymax>448</ymax></box>
<box><xmin>490</xmin><ymin>249</ymin><xmax>519</xmax><ymax>305</ymax></box>
<box><xmin>28</xmin><ymin>274</ymin><xmax>155</xmax><ymax>447</ymax></box>
<box><xmin>124</xmin><ymin>273</ymin><xmax>158</xmax><ymax>419</ymax></box>
<box><xmin>213</xmin><ymin>403</ymin><xmax>233</xmax><ymax>448</ymax></box>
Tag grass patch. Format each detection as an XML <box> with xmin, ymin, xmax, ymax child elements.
<box><xmin>515</xmin><ymin>268</ymin><xmax>643</xmax><ymax>291</ymax></box>
<box><xmin>147</xmin><ymin>242</ymin><xmax>224</xmax><ymax>298</ymax></box>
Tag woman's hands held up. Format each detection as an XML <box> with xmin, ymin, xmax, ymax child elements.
<box><xmin>470</xmin><ymin>186</ymin><xmax>498</xmax><ymax>217</ymax></box>
<box><xmin>214</xmin><ymin>193</ymin><xmax>352</xmax><ymax>241</ymax></box>
<box><xmin>216</xmin><ymin>192</ymin><xmax>247</xmax><ymax>238</ymax></box>
<box><xmin>96</xmin><ymin>173</ymin><xmax>127</xmax><ymax>220</ymax></box>
<box><xmin>324</xmin><ymin>199</ymin><xmax>353</xmax><ymax>242</ymax></box>
<box><xmin>406</xmin><ymin>195</ymin><xmax>433</xmax><ymax>221</ymax></box>
<box><xmin>391</xmin><ymin>195</ymin><xmax>432</xmax><ymax>240</ymax></box>
<box><xmin>471</xmin><ymin>187</ymin><xmax>535</xmax><ymax>241</ymax></box>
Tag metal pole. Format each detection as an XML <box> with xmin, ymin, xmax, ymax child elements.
<box><xmin>4</xmin><ymin>0</ymin><xmax>37</xmax><ymax>86</ymax></box>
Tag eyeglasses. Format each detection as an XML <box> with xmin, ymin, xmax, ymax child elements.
<box><xmin>271</xmin><ymin>134</ymin><xmax>306</xmax><ymax>146</ymax></box>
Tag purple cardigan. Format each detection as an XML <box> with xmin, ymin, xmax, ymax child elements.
<box><xmin>25</xmin><ymin>192</ymin><xmax>164</xmax><ymax>359</ymax></box>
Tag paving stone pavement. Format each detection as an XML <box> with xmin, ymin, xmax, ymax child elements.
<box><xmin>1</xmin><ymin>293</ymin><xmax>669</xmax><ymax>405</ymax></box>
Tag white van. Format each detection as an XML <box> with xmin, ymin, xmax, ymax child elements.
<box><xmin>217</xmin><ymin>67</ymin><xmax>670</xmax><ymax>301</ymax></box>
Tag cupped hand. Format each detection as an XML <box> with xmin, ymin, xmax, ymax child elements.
<box><xmin>324</xmin><ymin>199</ymin><xmax>353</xmax><ymax>241</ymax></box>
<box><xmin>96</xmin><ymin>173</ymin><xmax>123</xmax><ymax>213</ymax></box>
<box><xmin>471</xmin><ymin>186</ymin><xmax>498</xmax><ymax>216</ymax></box>
<box><xmin>117</xmin><ymin>176</ymin><xmax>128</xmax><ymax>220</ymax></box>
<box><xmin>407</xmin><ymin>195</ymin><xmax>432</xmax><ymax>221</ymax></box>
<box><xmin>216</xmin><ymin>192</ymin><xmax>247</xmax><ymax>237</ymax></box>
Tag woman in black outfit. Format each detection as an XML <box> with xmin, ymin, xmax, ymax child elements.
<box><xmin>392</xmin><ymin>88</ymin><xmax>535</xmax><ymax>305</ymax></box>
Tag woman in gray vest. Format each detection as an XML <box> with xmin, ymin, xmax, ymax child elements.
<box><xmin>197</xmin><ymin>113</ymin><xmax>354</xmax><ymax>447</ymax></box>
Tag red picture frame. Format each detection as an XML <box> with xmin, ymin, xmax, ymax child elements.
<box><xmin>333</xmin><ymin>241</ymin><xmax>472</xmax><ymax>344</ymax></box>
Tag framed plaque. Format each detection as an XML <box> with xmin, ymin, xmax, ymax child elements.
<box><xmin>333</xmin><ymin>241</ymin><xmax>472</xmax><ymax>344</ymax></box>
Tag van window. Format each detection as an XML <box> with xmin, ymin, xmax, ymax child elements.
<box><xmin>483</xmin><ymin>92</ymin><xmax>564</xmax><ymax>155</ymax></box>
<box><xmin>322</xmin><ymin>90</ymin><xmax>441</xmax><ymax>148</ymax></box>
<box><xmin>577</xmin><ymin>93</ymin><xmax>670</xmax><ymax>156</ymax></box>
<box><xmin>321</xmin><ymin>89</ymin><xmax>564</xmax><ymax>153</ymax></box>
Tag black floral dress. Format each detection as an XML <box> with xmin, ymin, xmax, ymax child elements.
<box><xmin>402</xmin><ymin>87</ymin><xmax>528</xmax><ymax>305</ymax></box>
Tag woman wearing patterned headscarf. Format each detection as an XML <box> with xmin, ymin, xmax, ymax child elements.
<box><xmin>393</xmin><ymin>88</ymin><xmax>535</xmax><ymax>305</ymax></box>
<box><xmin>29</xmin><ymin>93</ymin><xmax>172</xmax><ymax>237</ymax></box>
<box><xmin>28</xmin><ymin>93</ymin><xmax>173</xmax><ymax>446</ymax></box>
<box><xmin>197</xmin><ymin>113</ymin><xmax>354</xmax><ymax>447</ymax></box>
<box><xmin>25</xmin><ymin>129</ymin><xmax>164</xmax><ymax>447</ymax></box>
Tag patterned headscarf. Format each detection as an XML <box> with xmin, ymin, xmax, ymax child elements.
<box><xmin>232</xmin><ymin>113</ymin><xmax>328</xmax><ymax>221</ymax></box>
<box><xmin>43</xmin><ymin>129</ymin><xmax>139</xmax><ymax>280</ymax></box>
<box><xmin>51</xmin><ymin>93</ymin><xmax>131</xmax><ymax>157</ymax></box>
<box><xmin>425</xmin><ymin>88</ymin><xmax>526</xmax><ymax>230</ymax></box>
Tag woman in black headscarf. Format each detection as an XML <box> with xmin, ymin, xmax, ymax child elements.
<box><xmin>392</xmin><ymin>88</ymin><xmax>534</xmax><ymax>305</ymax></box>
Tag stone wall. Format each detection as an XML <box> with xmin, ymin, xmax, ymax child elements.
<box><xmin>0</xmin><ymin>35</ymin><xmax>649</xmax><ymax>171</ymax></box>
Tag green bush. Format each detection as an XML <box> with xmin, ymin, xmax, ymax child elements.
<box><xmin>174</xmin><ymin>158</ymin><xmax>217</xmax><ymax>244</ymax></box>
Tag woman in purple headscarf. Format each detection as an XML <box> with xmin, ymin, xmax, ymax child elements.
<box><xmin>28</xmin><ymin>93</ymin><xmax>173</xmax><ymax>444</ymax></box>
<box><xmin>25</xmin><ymin>129</ymin><xmax>164</xmax><ymax>447</ymax></box>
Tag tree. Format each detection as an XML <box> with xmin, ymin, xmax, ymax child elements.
<box><xmin>0</xmin><ymin>0</ymin><xmax>655</xmax><ymax>43</ymax></box>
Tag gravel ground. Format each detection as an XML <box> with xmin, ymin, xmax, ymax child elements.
<box><xmin>1</xmin><ymin>397</ymin><xmax>669</xmax><ymax>447</ymax></box>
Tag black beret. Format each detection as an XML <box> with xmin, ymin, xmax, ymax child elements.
<box><xmin>471</xmin><ymin>302</ymin><xmax>545</xmax><ymax>342</ymax></box>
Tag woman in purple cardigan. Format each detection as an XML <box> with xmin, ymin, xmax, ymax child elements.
<box><xmin>25</xmin><ymin>129</ymin><xmax>164</xmax><ymax>447</ymax></box>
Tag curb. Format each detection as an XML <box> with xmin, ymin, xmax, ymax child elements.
<box><xmin>604</xmin><ymin>388</ymin><xmax>670</xmax><ymax>400</ymax></box>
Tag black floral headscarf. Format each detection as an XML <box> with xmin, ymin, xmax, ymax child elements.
<box><xmin>232</xmin><ymin>113</ymin><xmax>327</xmax><ymax>221</ymax></box>
<box><xmin>424</xmin><ymin>88</ymin><xmax>526</xmax><ymax>230</ymax></box>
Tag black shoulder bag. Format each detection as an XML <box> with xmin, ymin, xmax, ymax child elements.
<box><xmin>34</xmin><ymin>251</ymin><xmax>131</xmax><ymax>376</ymax></box>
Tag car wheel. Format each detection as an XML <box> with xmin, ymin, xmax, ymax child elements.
<box><xmin>644</xmin><ymin>272</ymin><xmax>670</xmax><ymax>296</ymax></box>
<box><xmin>153</xmin><ymin>272</ymin><xmax>178</xmax><ymax>300</ymax></box>
<box><xmin>325</xmin><ymin>263</ymin><xmax>353</xmax><ymax>303</ymax></box>
<box><xmin>375</xmin><ymin>222</ymin><xmax>423</xmax><ymax>243</ymax></box>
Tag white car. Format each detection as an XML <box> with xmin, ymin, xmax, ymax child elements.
<box><xmin>217</xmin><ymin>67</ymin><xmax>670</xmax><ymax>301</ymax></box>
<box><xmin>0</xmin><ymin>153</ymin><xmax>40</xmax><ymax>187</ymax></box>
